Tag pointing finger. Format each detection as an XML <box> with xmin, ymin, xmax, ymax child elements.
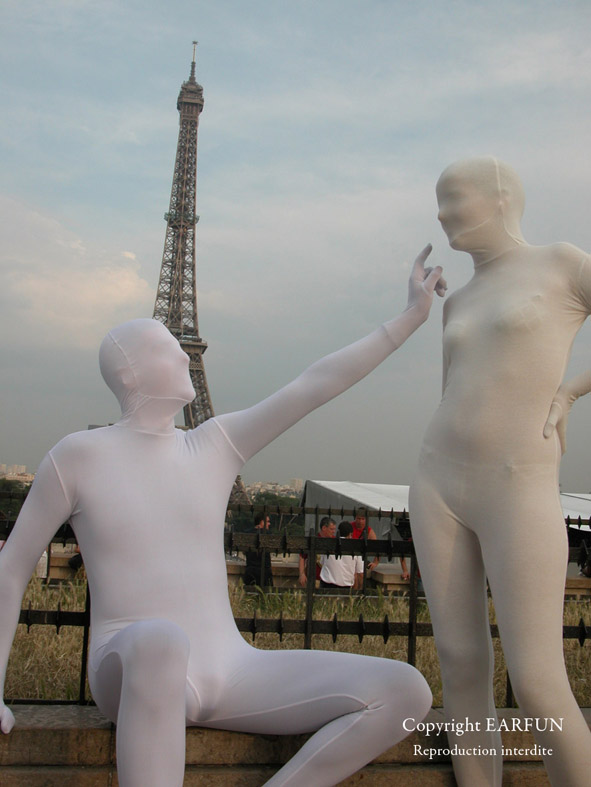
<box><xmin>411</xmin><ymin>244</ymin><xmax>433</xmax><ymax>278</ymax></box>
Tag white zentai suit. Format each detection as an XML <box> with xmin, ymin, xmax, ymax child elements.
<box><xmin>409</xmin><ymin>157</ymin><xmax>591</xmax><ymax>787</ymax></box>
<box><xmin>0</xmin><ymin>251</ymin><xmax>442</xmax><ymax>787</ymax></box>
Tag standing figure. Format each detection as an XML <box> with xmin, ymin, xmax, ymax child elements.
<box><xmin>243</xmin><ymin>513</ymin><xmax>273</xmax><ymax>587</ymax></box>
<box><xmin>319</xmin><ymin>521</ymin><xmax>364</xmax><ymax>589</ymax></box>
<box><xmin>298</xmin><ymin>516</ymin><xmax>336</xmax><ymax>587</ymax></box>
<box><xmin>0</xmin><ymin>249</ymin><xmax>442</xmax><ymax>787</ymax></box>
<box><xmin>351</xmin><ymin>512</ymin><xmax>380</xmax><ymax>571</ymax></box>
<box><xmin>410</xmin><ymin>157</ymin><xmax>591</xmax><ymax>787</ymax></box>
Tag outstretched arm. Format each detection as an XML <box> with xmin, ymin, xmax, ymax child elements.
<box><xmin>217</xmin><ymin>246</ymin><xmax>444</xmax><ymax>462</ymax></box>
<box><xmin>0</xmin><ymin>454</ymin><xmax>73</xmax><ymax>733</ymax></box>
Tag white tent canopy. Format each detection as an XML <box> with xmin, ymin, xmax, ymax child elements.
<box><xmin>301</xmin><ymin>480</ymin><xmax>410</xmax><ymax>538</ymax></box>
<box><xmin>560</xmin><ymin>492</ymin><xmax>591</xmax><ymax>522</ymax></box>
<box><xmin>302</xmin><ymin>481</ymin><xmax>591</xmax><ymax>538</ymax></box>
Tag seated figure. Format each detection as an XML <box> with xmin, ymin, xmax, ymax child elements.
<box><xmin>0</xmin><ymin>248</ymin><xmax>443</xmax><ymax>787</ymax></box>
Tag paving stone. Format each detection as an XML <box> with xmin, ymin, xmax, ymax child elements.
<box><xmin>0</xmin><ymin>706</ymin><xmax>112</xmax><ymax>767</ymax></box>
<box><xmin>184</xmin><ymin>727</ymin><xmax>308</xmax><ymax>766</ymax></box>
<box><xmin>0</xmin><ymin>766</ymin><xmax>113</xmax><ymax>786</ymax></box>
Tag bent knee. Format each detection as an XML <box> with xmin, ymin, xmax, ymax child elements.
<box><xmin>377</xmin><ymin>661</ymin><xmax>432</xmax><ymax>723</ymax></box>
<box><xmin>395</xmin><ymin>663</ymin><xmax>432</xmax><ymax>720</ymax></box>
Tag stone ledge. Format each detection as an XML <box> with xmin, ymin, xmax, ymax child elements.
<box><xmin>1</xmin><ymin>706</ymin><xmax>588</xmax><ymax>784</ymax></box>
<box><xmin>0</xmin><ymin>762</ymin><xmax>551</xmax><ymax>786</ymax></box>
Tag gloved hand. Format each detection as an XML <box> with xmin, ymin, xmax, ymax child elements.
<box><xmin>405</xmin><ymin>244</ymin><xmax>447</xmax><ymax>325</ymax></box>
<box><xmin>543</xmin><ymin>371</ymin><xmax>591</xmax><ymax>454</ymax></box>
<box><xmin>0</xmin><ymin>701</ymin><xmax>15</xmax><ymax>734</ymax></box>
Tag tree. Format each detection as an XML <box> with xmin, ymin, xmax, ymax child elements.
<box><xmin>0</xmin><ymin>478</ymin><xmax>30</xmax><ymax>524</ymax></box>
<box><xmin>250</xmin><ymin>491</ymin><xmax>304</xmax><ymax>535</ymax></box>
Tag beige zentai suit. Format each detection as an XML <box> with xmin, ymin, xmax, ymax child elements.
<box><xmin>410</xmin><ymin>157</ymin><xmax>591</xmax><ymax>786</ymax></box>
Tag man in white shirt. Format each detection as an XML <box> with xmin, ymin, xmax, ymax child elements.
<box><xmin>298</xmin><ymin>516</ymin><xmax>336</xmax><ymax>587</ymax></box>
<box><xmin>319</xmin><ymin>521</ymin><xmax>364</xmax><ymax>589</ymax></box>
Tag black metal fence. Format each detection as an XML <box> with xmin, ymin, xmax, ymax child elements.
<box><xmin>1</xmin><ymin>495</ymin><xmax>590</xmax><ymax>708</ymax></box>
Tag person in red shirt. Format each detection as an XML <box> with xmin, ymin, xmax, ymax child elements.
<box><xmin>350</xmin><ymin>513</ymin><xmax>379</xmax><ymax>571</ymax></box>
<box><xmin>351</xmin><ymin>513</ymin><xmax>409</xmax><ymax>578</ymax></box>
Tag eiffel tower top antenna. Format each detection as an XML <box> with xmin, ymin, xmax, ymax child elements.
<box><xmin>190</xmin><ymin>41</ymin><xmax>198</xmax><ymax>80</ymax></box>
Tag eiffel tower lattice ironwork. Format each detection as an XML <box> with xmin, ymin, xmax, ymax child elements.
<box><xmin>153</xmin><ymin>43</ymin><xmax>249</xmax><ymax>505</ymax></box>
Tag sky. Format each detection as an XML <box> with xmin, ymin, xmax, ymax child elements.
<box><xmin>2</xmin><ymin>0</ymin><xmax>591</xmax><ymax>491</ymax></box>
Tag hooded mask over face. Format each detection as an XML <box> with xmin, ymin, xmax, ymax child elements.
<box><xmin>436</xmin><ymin>156</ymin><xmax>526</xmax><ymax>264</ymax></box>
<box><xmin>99</xmin><ymin>318</ymin><xmax>195</xmax><ymax>428</ymax></box>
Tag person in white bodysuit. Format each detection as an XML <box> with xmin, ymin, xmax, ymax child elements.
<box><xmin>410</xmin><ymin>157</ymin><xmax>591</xmax><ymax>787</ymax></box>
<box><xmin>0</xmin><ymin>248</ymin><xmax>443</xmax><ymax>787</ymax></box>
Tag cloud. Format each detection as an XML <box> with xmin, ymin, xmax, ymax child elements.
<box><xmin>2</xmin><ymin>0</ymin><xmax>591</xmax><ymax>488</ymax></box>
<box><xmin>0</xmin><ymin>197</ymin><xmax>153</xmax><ymax>349</ymax></box>
<box><xmin>486</xmin><ymin>30</ymin><xmax>591</xmax><ymax>88</ymax></box>
<box><xmin>197</xmin><ymin>177</ymin><xmax>434</xmax><ymax>333</ymax></box>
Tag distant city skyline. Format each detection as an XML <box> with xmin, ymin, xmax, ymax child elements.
<box><xmin>2</xmin><ymin>1</ymin><xmax>591</xmax><ymax>491</ymax></box>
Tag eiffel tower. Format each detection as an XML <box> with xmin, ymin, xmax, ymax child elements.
<box><xmin>153</xmin><ymin>42</ymin><xmax>249</xmax><ymax>505</ymax></box>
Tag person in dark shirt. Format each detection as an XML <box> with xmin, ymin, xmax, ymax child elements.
<box><xmin>243</xmin><ymin>513</ymin><xmax>273</xmax><ymax>587</ymax></box>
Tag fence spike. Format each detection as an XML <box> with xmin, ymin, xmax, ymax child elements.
<box><xmin>357</xmin><ymin>613</ymin><xmax>365</xmax><ymax>643</ymax></box>
<box><xmin>332</xmin><ymin>613</ymin><xmax>339</xmax><ymax>643</ymax></box>
<box><xmin>278</xmin><ymin>610</ymin><xmax>284</xmax><ymax>642</ymax></box>
<box><xmin>382</xmin><ymin>614</ymin><xmax>390</xmax><ymax>644</ymax></box>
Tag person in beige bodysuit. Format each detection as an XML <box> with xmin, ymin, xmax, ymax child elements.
<box><xmin>410</xmin><ymin>157</ymin><xmax>591</xmax><ymax>787</ymax></box>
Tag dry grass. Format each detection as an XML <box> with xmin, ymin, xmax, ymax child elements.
<box><xmin>231</xmin><ymin>586</ymin><xmax>591</xmax><ymax>708</ymax></box>
<box><xmin>5</xmin><ymin>579</ymin><xmax>89</xmax><ymax>701</ymax></box>
<box><xmin>5</xmin><ymin>579</ymin><xmax>590</xmax><ymax>708</ymax></box>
